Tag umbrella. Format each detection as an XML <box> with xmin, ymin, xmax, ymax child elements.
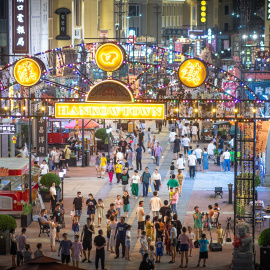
<box><xmin>6</xmin><ymin>256</ymin><xmax>85</xmax><ymax>270</ymax></box>
<box><xmin>65</xmin><ymin>119</ymin><xmax>100</xmax><ymax>129</ymax></box>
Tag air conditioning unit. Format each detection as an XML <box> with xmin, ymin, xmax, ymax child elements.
<box><xmin>74</xmin><ymin>29</ymin><xmax>81</xmax><ymax>39</ymax></box>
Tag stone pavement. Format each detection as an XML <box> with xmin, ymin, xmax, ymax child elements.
<box><xmin>0</xmin><ymin>122</ymin><xmax>268</xmax><ymax>269</ymax></box>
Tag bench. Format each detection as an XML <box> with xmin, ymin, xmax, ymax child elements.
<box><xmin>38</xmin><ymin>218</ymin><xmax>50</xmax><ymax>237</ymax></box>
<box><xmin>214</xmin><ymin>187</ymin><xmax>223</xmax><ymax>198</ymax></box>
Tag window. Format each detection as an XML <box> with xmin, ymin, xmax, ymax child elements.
<box><xmin>48</xmin><ymin>0</ymin><xmax>53</xmax><ymax>18</ymax></box>
<box><xmin>192</xmin><ymin>6</ymin><xmax>197</xmax><ymax>21</ymax></box>
<box><xmin>225</xmin><ymin>5</ymin><xmax>229</xmax><ymax>15</ymax></box>
<box><xmin>128</xmin><ymin>5</ymin><xmax>140</xmax><ymax>17</ymax></box>
<box><xmin>75</xmin><ymin>0</ymin><xmax>81</xmax><ymax>26</ymax></box>
<box><xmin>224</xmin><ymin>23</ymin><xmax>229</xmax><ymax>31</ymax></box>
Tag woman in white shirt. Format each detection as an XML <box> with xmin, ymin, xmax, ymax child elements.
<box><xmin>152</xmin><ymin>169</ymin><xmax>162</xmax><ymax>195</ymax></box>
<box><xmin>40</xmin><ymin>160</ymin><xmax>49</xmax><ymax>176</ymax></box>
<box><xmin>130</xmin><ymin>170</ymin><xmax>140</xmax><ymax>198</ymax></box>
<box><xmin>177</xmin><ymin>154</ymin><xmax>185</xmax><ymax>170</ymax></box>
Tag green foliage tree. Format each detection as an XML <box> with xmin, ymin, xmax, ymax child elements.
<box><xmin>258</xmin><ymin>228</ymin><xmax>270</xmax><ymax>246</ymax></box>
<box><xmin>0</xmin><ymin>215</ymin><xmax>17</xmax><ymax>231</ymax></box>
<box><xmin>95</xmin><ymin>128</ymin><xmax>108</xmax><ymax>142</ymax></box>
<box><xmin>40</xmin><ymin>173</ymin><xmax>61</xmax><ymax>188</ymax></box>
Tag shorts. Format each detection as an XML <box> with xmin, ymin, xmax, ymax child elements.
<box><xmin>83</xmin><ymin>239</ymin><xmax>92</xmax><ymax>250</ymax></box>
<box><xmin>173</xmin><ymin>148</ymin><xmax>180</xmax><ymax>153</ymax></box>
<box><xmin>197</xmin><ymin>158</ymin><xmax>201</xmax><ymax>165</ymax></box>
<box><xmin>171</xmin><ymin>238</ymin><xmax>178</xmax><ymax>247</ymax></box>
<box><xmin>87</xmin><ymin>209</ymin><xmax>96</xmax><ymax>215</ymax></box>
<box><xmin>65</xmin><ymin>159</ymin><xmax>69</xmax><ymax>165</ymax></box>
<box><xmin>199</xmin><ymin>251</ymin><xmax>208</xmax><ymax>259</ymax></box>
<box><xmin>61</xmin><ymin>254</ymin><xmax>71</xmax><ymax>264</ymax></box>
<box><xmin>123</xmin><ymin>204</ymin><xmax>130</xmax><ymax>212</ymax></box>
<box><xmin>125</xmin><ymin>239</ymin><xmax>131</xmax><ymax>247</ymax></box>
<box><xmin>72</xmin><ymin>258</ymin><xmax>80</xmax><ymax>262</ymax></box>
<box><xmin>75</xmin><ymin>210</ymin><xmax>82</xmax><ymax>217</ymax></box>
<box><xmin>54</xmin><ymin>163</ymin><xmax>60</xmax><ymax>168</ymax></box>
<box><xmin>56</xmin><ymin>226</ymin><xmax>60</xmax><ymax>233</ymax></box>
<box><xmin>184</xmin><ymin>146</ymin><xmax>189</xmax><ymax>154</ymax></box>
<box><xmin>180</xmin><ymin>244</ymin><xmax>189</xmax><ymax>252</ymax></box>
<box><xmin>156</xmin><ymin>250</ymin><xmax>163</xmax><ymax>256</ymax></box>
<box><xmin>138</xmin><ymin>221</ymin><xmax>145</xmax><ymax>230</ymax></box>
<box><xmin>101</xmin><ymin>165</ymin><xmax>106</xmax><ymax>170</ymax></box>
<box><xmin>122</xmin><ymin>185</ymin><xmax>128</xmax><ymax>192</ymax></box>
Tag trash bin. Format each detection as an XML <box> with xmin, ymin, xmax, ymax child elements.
<box><xmin>0</xmin><ymin>231</ymin><xmax>9</xmax><ymax>255</ymax></box>
<box><xmin>84</xmin><ymin>151</ymin><xmax>90</xmax><ymax>166</ymax></box>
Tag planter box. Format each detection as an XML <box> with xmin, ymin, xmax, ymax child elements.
<box><xmin>97</xmin><ymin>141</ymin><xmax>105</xmax><ymax>151</ymax></box>
<box><xmin>39</xmin><ymin>190</ymin><xmax>51</xmax><ymax>202</ymax></box>
<box><xmin>260</xmin><ymin>246</ymin><xmax>270</xmax><ymax>269</ymax></box>
<box><xmin>21</xmin><ymin>212</ymin><xmax>32</xmax><ymax>228</ymax></box>
<box><xmin>68</xmin><ymin>157</ymin><xmax>77</xmax><ymax>167</ymax></box>
<box><xmin>0</xmin><ymin>231</ymin><xmax>10</xmax><ymax>255</ymax></box>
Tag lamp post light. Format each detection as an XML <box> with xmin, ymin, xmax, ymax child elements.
<box><xmin>106</xmin><ymin>127</ymin><xmax>112</xmax><ymax>158</ymax></box>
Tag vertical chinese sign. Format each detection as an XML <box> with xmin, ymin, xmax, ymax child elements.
<box><xmin>13</xmin><ymin>0</ymin><xmax>29</xmax><ymax>54</ymax></box>
<box><xmin>36</xmin><ymin>117</ymin><xmax>47</xmax><ymax>157</ymax></box>
<box><xmin>55</xmin><ymin>8</ymin><xmax>71</xmax><ymax>40</ymax></box>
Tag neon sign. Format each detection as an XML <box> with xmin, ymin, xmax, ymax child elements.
<box><xmin>178</xmin><ymin>59</ymin><xmax>207</xmax><ymax>88</ymax></box>
<box><xmin>55</xmin><ymin>103</ymin><xmax>165</xmax><ymax>120</ymax></box>
<box><xmin>14</xmin><ymin>58</ymin><xmax>42</xmax><ymax>87</ymax></box>
<box><xmin>95</xmin><ymin>43</ymin><xmax>125</xmax><ymax>72</ymax></box>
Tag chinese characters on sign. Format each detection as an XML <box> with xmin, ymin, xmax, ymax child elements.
<box><xmin>0</xmin><ymin>124</ymin><xmax>16</xmax><ymax>135</ymax></box>
<box><xmin>13</xmin><ymin>58</ymin><xmax>42</xmax><ymax>86</ymax></box>
<box><xmin>267</xmin><ymin>0</ymin><xmax>270</xmax><ymax>20</ymax></box>
<box><xmin>13</xmin><ymin>0</ymin><xmax>29</xmax><ymax>53</ymax></box>
<box><xmin>178</xmin><ymin>59</ymin><xmax>207</xmax><ymax>88</ymax></box>
<box><xmin>256</xmin><ymin>50</ymin><xmax>270</xmax><ymax>59</ymax></box>
<box><xmin>55</xmin><ymin>8</ymin><xmax>71</xmax><ymax>40</ymax></box>
<box><xmin>36</xmin><ymin>117</ymin><xmax>47</xmax><ymax>157</ymax></box>
<box><xmin>164</xmin><ymin>29</ymin><xmax>188</xmax><ymax>37</ymax></box>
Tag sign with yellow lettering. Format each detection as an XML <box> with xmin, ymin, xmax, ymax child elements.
<box><xmin>55</xmin><ymin>103</ymin><xmax>165</xmax><ymax>120</ymax></box>
<box><xmin>95</xmin><ymin>43</ymin><xmax>125</xmax><ymax>72</ymax></box>
<box><xmin>14</xmin><ymin>58</ymin><xmax>42</xmax><ymax>86</ymax></box>
<box><xmin>178</xmin><ymin>58</ymin><xmax>207</xmax><ymax>88</ymax></box>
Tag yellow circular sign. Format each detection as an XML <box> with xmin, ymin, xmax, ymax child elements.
<box><xmin>178</xmin><ymin>59</ymin><xmax>207</xmax><ymax>88</ymax></box>
<box><xmin>14</xmin><ymin>58</ymin><xmax>42</xmax><ymax>86</ymax></box>
<box><xmin>95</xmin><ymin>43</ymin><xmax>125</xmax><ymax>72</ymax></box>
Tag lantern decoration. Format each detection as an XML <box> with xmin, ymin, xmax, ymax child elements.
<box><xmin>12</xmin><ymin>136</ymin><xmax>17</xmax><ymax>144</ymax></box>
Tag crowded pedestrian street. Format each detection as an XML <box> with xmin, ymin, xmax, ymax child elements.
<box><xmin>1</xmin><ymin>121</ymin><xmax>269</xmax><ymax>270</ymax></box>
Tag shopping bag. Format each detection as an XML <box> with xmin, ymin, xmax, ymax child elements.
<box><xmin>70</xmin><ymin>210</ymin><xmax>74</xmax><ymax>219</ymax></box>
<box><xmin>151</xmin><ymin>156</ymin><xmax>154</xmax><ymax>159</ymax></box>
<box><xmin>148</xmin><ymin>186</ymin><xmax>152</xmax><ymax>193</ymax></box>
<box><xmin>148</xmin><ymin>148</ymin><xmax>151</xmax><ymax>154</ymax></box>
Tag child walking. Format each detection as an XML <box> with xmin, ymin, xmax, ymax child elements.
<box><xmin>72</xmin><ymin>235</ymin><xmax>83</xmax><ymax>268</ymax></box>
<box><xmin>170</xmin><ymin>162</ymin><xmax>175</xmax><ymax>178</ymax></box>
<box><xmin>197</xmin><ymin>233</ymin><xmax>210</xmax><ymax>268</ymax></box>
<box><xmin>155</xmin><ymin>237</ymin><xmax>164</xmax><ymax>263</ymax></box>
<box><xmin>72</xmin><ymin>214</ymin><xmax>80</xmax><ymax>235</ymax></box>
<box><xmin>188</xmin><ymin>226</ymin><xmax>195</xmax><ymax>257</ymax></box>
<box><xmin>149</xmin><ymin>245</ymin><xmax>156</xmax><ymax>267</ymax></box>
<box><xmin>115</xmin><ymin>195</ymin><xmax>122</xmax><ymax>220</ymax></box>
<box><xmin>125</xmin><ymin>225</ymin><xmax>132</xmax><ymax>261</ymax></box>
<box><xmin>97</xmin><ymin>198</ymin><xmax>104</xmax><ymax>227</ymax></box>
<box><xmin>122</xmin><ymin>191</ymin><xmax>130</xmax><ymax>218</ymax></box>
<box><xmin>216</xmin><ymin>224</ymin><xmax>223</xmax><ymax>245</ymax></box>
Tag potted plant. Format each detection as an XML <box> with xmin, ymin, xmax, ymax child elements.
<box><xmin>0</xmin><ymin>215</ymin><xmax>17</xmax><ymax>255</ymax></box>
<box><xmin>258</xmin><ymin>228</ymin><xmax>270</xmax><ymax>269</ymax></box>
<box><xmin>69</xmin><ymin>153</ymin><xmax>77</xmax><ymax>167</ymax></box>
<box><xmin>39</xmin><ymin>173</ymin><xmax>61</xmax><ymax>202</ymax></box>
<box><xmin>21</xmin><ymin>203</ymin><xmax>32</xmax><ymax>227</ymax></box>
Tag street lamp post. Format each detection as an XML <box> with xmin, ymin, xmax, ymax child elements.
<box><xmin>106</xmin><ymin>127</ymin><xmax>112</xmax><ymax>158</ymax></box>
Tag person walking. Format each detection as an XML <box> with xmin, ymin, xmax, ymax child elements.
<box><xmin>135</xmin><ymin>144</ymin><xmax>142</xmax><ymax>171</ymax></box>
<box><xmin>176</xmin><ymin>170</ymin><xmax>184</xmax><ymax>196</ymax></box>
<box><xmin>58</xmin><ymin>233</ymin><xmax>73</xmax><ymax>265</ymax></box>
<box><xmin>81</xmin><ymin>217</ymin><xmax>95</xmax><ymax>263</ymax></box>
<box><xmin>109</xmin><ymin>216</ymin><xmax>117</xmax><ymax>253</ymax></box>
<box><xmin>73</xmin><ymin>191</ymin><xmax>84</xmax><ymax>222</ymax></box>
<box><xmin>126</xmin><ymin>145</ymin><xmax>133</xmax><ymax>170</ymax></box>
<box><xmin>191</xmin><ymin>124</ymin><xmax>198</xmax><ymax>143</ymax></box>
<box><xmin>176</xmin><ymin>154</ymin><xmax>185</xmax><ymax>170</ymax></box>
<box><xmin>197</xmin><ymin>234</ymin><xmax>210</xmax><ymax>268</ymax></box>
<box><xmin>223</xmin><ymin>148</ymin><xmax>231</xmax><ymax>172</ymax></box>
<box><xmin>141</xmin><ymin>167</ymin><xmax>151</xmax><ymax>197</ymax></box>
<box><xmin>193</xmin><ymin>206</ymin><xmax>203</xmax><ymax>242</ymax></box>
<box><xmin>94</xmin><ymin>229</ymin><xmax>106</xmax><ymax>270</ymax></box>
<box><xmin>95</xmin><ymin>152</ymin><xmax>101</xmax><ymax>177</ymax></box>
<box><xmin>63</xmin><ymin>145</ymin><xmax>71</xmax><ymax>171</ymax></box>
<box><xmin>179</xmin><ymin>227</ymin><xmax>190</xmax><ymax>268</ymax></box>
<box><xmin>136</xmin><ymin>201</ymin><xmax>145</xmax><ymax>238</ymax></box>
<box><xmin>114</xmin><ymin>160</ymin><xmax>122</xmax><ymax>184</ymax></box>
<box><xmin>152</xmin><ymin>169</ymin><xmax>162</xmax><ymax>195</ymax></box>
<box><xmin>72</xmin><ymin>235</ymin><xmax>83</xmax><ymax>268</ymax></box>
<box><xmin>130</xmin><ymin>170</ymin><xmax>140</xmax><ymax>198</ymax></box>
<box><xmin>154</xmin><ymin>142</ymin><xmax>163</xmax><ymax>166</ymax></box>
<box><xmin>138</xmin><ymin>129</ymin><xmax>146</xmax><ymax>152</ymax></box>
<box><xmin>49</xmin><ymin>216</ymin><xmax>57</xmax><ymax>252</ymax></box>
<box><xmin>114</xmin><ymin>217</ymin><xmax>128</xmax><ymax>259</ymax></box>
<box><xmin>147</xmin><ymin>128</ymin><xmax>151</xmax><ymax>149</ymax></box>
<box><xmin>169</xmin><ymin>129</ymin><xmax>176</xmax><ymax>151</ymax></box>
<box><xmin>202</xmin><ymin>148</ymin><xmax>209</xmax><ymax>173</ymax></box>
<box><xmin>107</xmin><ymin>158</ymin><xmax>114</xmax><ymax>185</ymax></box>
<box><xmin>169</xmin><ymin>221</ymin><xmax>177</xmax><ymax>264</ymax></box>
<box><xmin>188</xmin><ymin>151</ymin><xmax>197</xmax><ymax>179</ymax></box>
<box><xmin>149</xmin><ymin>191</ymin><xmax>162</xmax><ymax>218</ymax></box>
<box><xmin>194</xmin><ymin>145</ymin><xmax>202</xmax><ymax>171</ymax></box>
<box><xmin>173</xmin><ymin>135</ymin><xmax>181</xmax><ymax>160</ymax></box>
<box><xmin>167</xmin><ymin>174</ymin><xmax>180</xmax><ymax>192</ymax></box>
<box><xmin>182</xmin><ymin>134</ymin><xmax>190</xmax><ymax>158</ymax></box>
<box><xmin>120</xmin><ymin>168</ymin><xmax>130</xmax><ymax>193</ymax></box>
<box><xmin>86</xmin><ymin>194</ymin><xmax>97</xmax><ymax>224</ymax></box>
<box><xmin>10</xmin><ymin>229</ymin><xmax>17</xmax><ymax>267</ymax></box>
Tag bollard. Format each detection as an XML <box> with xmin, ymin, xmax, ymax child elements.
<box><xmin>228</xmin><ymin>183</ymin><xmax>233</xmax><ymax>204</ymax></box>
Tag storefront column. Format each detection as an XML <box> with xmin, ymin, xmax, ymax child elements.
<box><xmin>264</xmin><ymin>129</ymin><xmax>270</xmax><ymax>187</ymax></box>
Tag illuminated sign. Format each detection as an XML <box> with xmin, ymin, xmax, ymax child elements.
<box><xmin>14</xmin><ymin>58</ymin><xmax>42</xmax><ymax>86</ymax></box>
<box><xmin>178</xmin><ymin>59</ymin><xmax>207</xmax><ymax>88</ymax></box>
<box><xmin>0</xmin><ymin>123</ymin><xmax>16</xmax><ymax>135</ymax></box>
<box><xmin>268</xmin><ymin>0</ymin><xmax>270</xmax><ymax>20</ymax></box>
<box><xmin>201</xmin><ymin>0</ymin><xmax>207</xmax><ymax>23</ymax></box>
<box><xmin>55</xmin><ymin>103</ymin><xmax>165</xmax><ymax>120</ymax></box>
<box><xmin>95</xmin><ymin>43</ymin><xmax>125</xmax><ymax>72</ymax></box>
<box><xmin>13</xmin><ymin>0</ymin><xmax>29</xmax><ymax>53</ymax></box>
<box><xmin>55</xmin><ymin>8</ymin><xmax>71</xmax><ymax>40</ymax></box>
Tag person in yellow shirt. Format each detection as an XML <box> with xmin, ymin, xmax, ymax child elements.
<box><xmin>114</xmin><ymin>160</ymin><xmax>122</xmax><ymax>184</ymax></box>
<box><xmin>100</xmin><ymin>153</ymin><xmax>107</xmax><ymax>179</ymax></box>
<box><xmin>216</xmin><ymin>223</ymin><xmax>223</xmax><ymax>244</ymax></box>
<box><xmin>169</xmin><ymin>187</ymin><xmax>174</xmax><ymax>203</ymax></box>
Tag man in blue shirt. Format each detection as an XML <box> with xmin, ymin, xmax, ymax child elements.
<box><xmin>135</xmin><ymin>145</ymin><xmax>142</xmax><ymax>171</ymax></box>
<box><xmin>140</xmin><ymin>167</ymin><xmax>151</xmax><ymax>197</ymax></box>
<box><xmin>114</xmin><ymin>217</ymin><xmax>127</xmax><ymax>259</ymax></box>
<box><xmin>197</xmin><ymin>233</ymin><xmax>210</xmax><ymax>268</ymax></box>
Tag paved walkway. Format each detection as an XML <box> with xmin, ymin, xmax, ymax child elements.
<box><xmin>0</xmin><ymin>122</ymin><xmax>269</xmax><ymax>269</ymax></box>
